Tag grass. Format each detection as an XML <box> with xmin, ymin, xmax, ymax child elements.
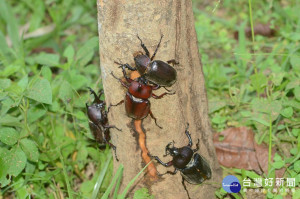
<box><xmin>0</xmin><ymin>0</ymin><xmax>299</xmax><ymax>198</ymax></box>
<box><xmin>193</xmin><ymin>0</ymin><xmax>299</xmax><ymax>198</ymax></box>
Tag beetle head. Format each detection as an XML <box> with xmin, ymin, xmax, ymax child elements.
<box><xmin>164</xmin><ymin>141</ymin><xmax>179</xmax><ymax>157</ymax></box>
<box><xmin>137</xmin><ymin>76</ymin><xmax>148</xmax><ymax>85</ymax></box>
<box><xmin>134</xmin><ymin>52</ymin><xmax>151</xmax><ymax>75</ymax></box>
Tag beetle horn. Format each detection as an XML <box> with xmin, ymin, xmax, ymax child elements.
<box><xmin>88</xmin><ymin>87</ymin><xmax>101</xmax><ymax>104</ymax></box>
<box><xmin>164</xmin><ymin>142</ymin><xmax>173</xmax><ymax>157</ymax></box>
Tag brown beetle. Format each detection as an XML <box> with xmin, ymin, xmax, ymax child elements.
<box><xmin>111</xmin><ymin>65</ymin><xmax>175</xmax><ymax>128</ymax></box>
<box><xmin>86</xmin><ymin>88</ymin><xmax>121</xmax><ymax>160</ymax></box>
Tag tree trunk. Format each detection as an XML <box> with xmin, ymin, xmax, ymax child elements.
<box><xmin>97</xmin><ymin>0</ymin><xmax>222</xmax><ymax>198</ymax></box>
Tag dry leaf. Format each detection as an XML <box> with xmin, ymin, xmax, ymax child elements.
<box><xmin>213</xmin><ymin>127</ymin><xmax>285</xmax><ymax>177</ymax></box>
<box><xmin>31</xmin><ymin>47</ymin><xmax>55</xmax><ymax>54</ymax></box>
<box><xmin>234</xmin><ymin>23</ymin><xmax>276</xmax><ymax>40</ymax></box>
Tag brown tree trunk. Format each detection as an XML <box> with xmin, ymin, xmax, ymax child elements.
<box><xmin>97</xmin><ymin>0</ymin><xmax>222</xmax><ymax>198</ymax></box>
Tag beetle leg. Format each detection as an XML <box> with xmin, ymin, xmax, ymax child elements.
<box><xmin>151</xmin><ymin>34</ymin><xmax>164</xmax><ymax>61</ymax></box>
<box><xmin>149</xmin><ymin>110</ymin><xmax>162</xmax><ymax>129</ymax></box>
<box><xmin>167</xmin><ymin>59</ymin><xmax>179</xmax><ymax>65</ymax></box>
<box><xmin>111</xmin><ymin>72</ymin><xmax>130</xmax><ymax>88</ymax></box>
<box><xmin>193</xmin><ymin>139</ymin><xmax>200</xmax><ymax>152</ymax></box>
<box><xmin>152</xmin><ymin>155</ymin><xmax>173</xmax><ymax>167</ymax></box>
<box><xmin>87</xmin><ymin>87</ymin><xmax>97</xmax><ymax>96</ymax></box>
<box><xmin>182</xmin><ymin>177</ymin><xmax>191</xmax><ymax>199</ymax></box>
<box><xmin>159</xmin><ymin>168</ymin><xmax>178</xmax><ymax>177</ymax></box>
<box><xmin>108</xmin><ymin>100</ymin><xmax>124</xmax><ymax>111</ymax></box>
<box><xmin>103</xmin><ymin>136</ymin><xmax>119</xmax><ymax>161</ymax></box>
<box><xmin>166</xmin><ymin>168</ymin><xmax>178</xmax><ymax>175</ymax></box>
<box><xmin>151</xmin><ymin>83</ymin><xmax>161</xmax><ymax>90</ymax></box>
<box><xmin>162</xmin><ymin>86</ymin><xmax>173</xmax><ymax>92</ymax></box>
<box><xmin>149</xmin><ymin>82</ymin><xmax>173</xmax><ymax>93</ymax></box>
<box><xmin>152</xmin><ymin>91</ymin><xmax>175</xmax><ymax>99</ymax></box>
<box><xmin>118</xmin><ymin>62</ymin><xmax>136</xmax><ymax>71</ymax></box>
<box><xmin>185</xmin><ymin>123</ymin><xmax>193</xmax><ymax>147</ymax></box>
<box><xmin>115</xmin><ymin>61</ymin><xmax>136</xmax><ymax>72</ymax></box>
<box><xmin>104</xmin><ymin>125</ymin><xmax>122</xmax><ymax>132</ymax></box>
<box><xmin>137</xmin><ymin>34</ymin><xmax>150</xmax><ymax>57</ymax></box>
<box><xmin>114</xmin><ymin>62</ymin><xmax>134</xmax><ymax>83</ymax></box>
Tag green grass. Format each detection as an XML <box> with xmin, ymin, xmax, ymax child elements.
<box><xmin>0</xmin><ymin>0</ymin><xmax>299</xmax><ymax>198</ymax></box>
<box><xmin>0</xmin><ymin>0</ymin><xmax>111</xmax><ymax>198</ymax></box>
<box><xmin>193</xmin><ymin>0</ymin><xmax>299</xmax><ymax>198</ymax></box>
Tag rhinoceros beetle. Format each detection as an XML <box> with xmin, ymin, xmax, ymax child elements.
<box><xmin>86</xmin><ymin>87</ymin><xmax>121</xmax><ymax>161</ymax></box>
<box><xmin>120</xmin><ymin>34</ymin><xmax>177</xmax><ymax>87</ymax></box>
<box><xmin>110</xmin><ymin>64</ymin><xmax>175</xmax><ymax>128</ymax></box>
<box><xmin>151</xmin><ymin>123</ymin><xmax>211</xmax><ymax>199</ymax></box>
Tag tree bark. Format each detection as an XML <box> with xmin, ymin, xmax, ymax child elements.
<box><xmin>97</xmin><ymin>0</ymin><xmax>222</xmax><ymax>198</ymax></box>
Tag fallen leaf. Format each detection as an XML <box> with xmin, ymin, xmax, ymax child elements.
<box><xmin>213</xmin><ymin>127</ymin><xmax>285</xmax><ymax>177</ymax></box>
<box><xmin>234</xmin><ymin>23</ymin><xmax>276</xmax><ymax>40</ymax></box>
<box><xmin>31</xmin><ymin>47</ymin><xmax>55</xmax><ymax>54</ymax></box>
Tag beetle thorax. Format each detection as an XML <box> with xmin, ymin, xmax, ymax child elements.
<box><xmin>172</xmin><ymin>147</ymin><xmax>194</xmax><ymax>169</ymax></box>
<box><xmin>87</xmin><ymin>104</ymin><xmax>105</xmax><ymax>124</ymax></box>
<box><xmin>128</xmin><ymin>81</ymin><xmax>152</xmax><ymax>99</ymax></box>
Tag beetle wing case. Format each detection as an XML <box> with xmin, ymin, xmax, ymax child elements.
<box><xmin>88</xmin><ymin>121</ymin><xmax>104</xmax><ymax>143</ymax></box>
<box><xmin>180</xmin><ymin>153</ymin><xmax>212</xmax><ymax>184</ymax></box>
<box><xmin>146</xmin><ymin>60</ymin><xmax>177</xmax><ymax>87</ymax></box>
<box><xmin>125</xmin><ymin>92</ymin><xmax>150</xmax><ymax>120</ymax></box>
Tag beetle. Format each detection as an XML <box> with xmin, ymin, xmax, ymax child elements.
<box><xmin>120</xmin><ymin>34</ymin><xmax>177</xmax><ymax>87</ymax></box>
<box><xmin>110</xmin><ymin>65</ymin><xmax>175</xmax><ymax>129</ymax></box>
<box><xmin>151</xmin><ymin>123</ymin><xmax>211</xmax><ymax>199</ymax></box>
<box><xmin>86</xmin><ymin>87</ymin><xmax>121</xmax><ymax>161</ymax></box>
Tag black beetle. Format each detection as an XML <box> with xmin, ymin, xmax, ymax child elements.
<box><xmin>151</xmin><ymin>123</ymin><xmax>211</xmax><ymax>199</ymax></box>
<box><xmin>86</xmin><ymin>87</ymin><xmax>121</xmax><ymax>161</ymax></box>
<box><xmin>120</xmin><ymin>34</ymin><xmax>177</xmax><ymax>87</ymax></box>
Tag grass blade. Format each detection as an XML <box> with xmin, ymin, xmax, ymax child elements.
<box><xmin>59</xmin><ymin>150</ymin><xmax>73</xmax><ymax>199</ymax></box>
<box><xmin>101</xmin><ymin>164</ymin><xmax>124</xmax><ymax>199</ymax></box>
<box><xmin>92</xmin><ymin>152</ymin><xmax>112</xmax><ymax>199</ymax></box>
<box><xmin>118</xmin><ymin>161</ymin><xmax>153</xmax><ymax>199</ymax></box>
<box><xmin>113</xmin><ymin>168</ymin><xmax>122</xmax><ymax>199</ymax></box>
<box><xmin>0</xmin><ymin>0</ymin><xmax>20</xmax><ymax>50</ymax></box>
